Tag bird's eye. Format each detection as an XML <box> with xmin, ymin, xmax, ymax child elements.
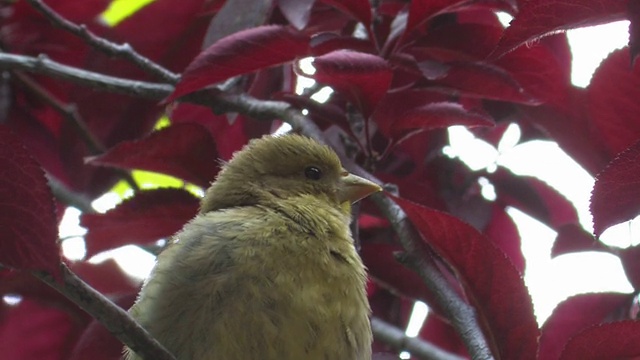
<box><xmin>304</xmin><ymin>166</ymin><xmax>323</xmax><ymax>180</ymax></box>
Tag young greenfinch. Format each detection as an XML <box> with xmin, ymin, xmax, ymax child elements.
<box><xmin>124</xmin><ymin>134</ymin><xmax>381</xmax><ymax>360</ymax></box>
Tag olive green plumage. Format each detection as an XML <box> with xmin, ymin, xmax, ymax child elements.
<box><xmin>124</xmin><ymin>134</ymin><xmax>379</xmax><ymax>360</ymax></box>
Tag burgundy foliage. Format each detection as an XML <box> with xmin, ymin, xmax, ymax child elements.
<box><xmin>1</xmin><ymin>0</ymin><xmax>640</xmax><ymax>359</ymax></box>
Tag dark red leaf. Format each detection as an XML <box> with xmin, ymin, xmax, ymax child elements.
<box><xmin>0</xmin><ymin>271</ymin><xmax>77</xmax><ymax>313</ymax></box>
<box><xmin>373</xmin><ymin>90</ymin><xmax>494</xmax><ymax>141</ymax></box>
<box><xmin>412</xmin><ymin>22</ymin><xmax>503</xmax><ymax>62</ymax></box>
<box><xmin>559</xmin><ymin>320</ymin><xmax>640</xmax><ymax>360</ymax></box>
<box><xmin>80</xmin><ymin>189</ymin><xmax>200</xmax><ymax>257</ymax></box>
<box><xmin>431</xmin><ymin>61</ymin><xmax>539</xmax><ymax>104</ymax></box>
<box><xmin>588</xmin><ymin>48</ymin><xmax>640</xmax><ymax>157</ymax></box>
<box><xmin>492</xmin><ymin>0</ymin><xmax>627</xmax><ymax>58</ymax></box>
<box><xmin>0</xmin><ymin>126</ymin><xmax>60</xmax><ymax>277</ymax></box>
<box><xmin>87</xmin><ymin>123</ymin><xmax>219</xmax><ymax>188</ymax></box>
<box><xmin>169</xmin><ymin>104</ymin><xmax>248</xmax><ymax>161</ymax></box>
<box><xmin>552</xmin><ymin>224</ymin><xmax>608</xmax><ymax>257</ymax></box>
<box><xmin>591</xmin><ymin>139</ymin><xmax>640</xmax><ymax>237</ymax></box>
<box><xmin>494</xmin><ymin>43</ymin><xmax>569</xmax><ymax>108</ymax></box>
<box><xmin>540</xmin><ymin>293</ymin><xmax>630</xmax><ymax>360</ymax></box>
<box><xmin>631</xmin><ymin>1</ymin><xmax>640</xmax><ymax>63</ymax></box>
<box><xmin>320</xmin><ymin>0</ymin><xmax>372</xmax><ymax>27</ymax></box>
<box><xmin>166</xmin><ymin>25</ymin><xmax>310</xmax><ymax>102</ymax></box>
<box><xmin>0</xmin><ymin>299</ymin><xmax>83</xmax><ymax>360</ymax></box>
<box><xmin>279</xmin><ymin>0</ymin><xmax>315</xmax><ymax>30</ymax></box>
<box><xmin>112</xmin><ymin>0</ymin><xmax>217</xmax><ymax>72</ymax></box>
<box><xmin>484</xmin><ymin>204</ymin><xmax>525</xmax><ymax>274</ymax></box>
<box><xmin>392</xmin><ymin>195</ymin><xmax>538</xmax><ymax>360</ymax></box>
<box><xmin>403</xmin><ymin>0</ymin><xmax>479</xmax><ymax>41</ymax></box>
<box><xmin>618</xmin><ymin>245</ymin><xmax>640</xmax><ymax>290</ymax></box>
<box><xmin>310</xmin><ymin>33</ymin><xmax>376</xmax><ymax>56</ymax></box>
<box><xmin>70</xmin><ymin>260</ymin><xmax>140</xmax><ymax>295</ymax></box>
<box><xmin>309</xmin><ymin>50</ymin><xmax>392</xmax><ymax>118</ymax></box>
<box><xmin>487</xmin><ymin>167</ymin><xmax>579</xmax><ymax>230</ymax></box>
<box><xmin>419</xmin><ymin>314</ymin><xmax>468</xmax><ymax>357</ymax></box>
<box><xmin>361</xmin><ymin>243</ymin><xmax>443</xmax><ymax>308</ymax></box>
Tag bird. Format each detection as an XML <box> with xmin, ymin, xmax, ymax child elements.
<box><xmin>124</xmin><ymin>134</ymin><xmax>380</xmax><ymax>360</ymax></box>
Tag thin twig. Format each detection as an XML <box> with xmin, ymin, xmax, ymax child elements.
<box><xmin>13</xmin><ymin>71</ymin><xmax>140</xmax><ymax>190</ymax></box>
<box><xmin>26</xmin><ymin>0</ymin><xmax>179</xmax><ymax>83</ymax></box>
<box><xmin>12</xmin><ymin>71</ymin><xmax>105</xmax><ymax>154</ymax></box>
<box><xmin>33</xmin><ymin>264</ymin><xmax>176</xmax><ymax>360</ymax></box>
<box><xmin>371</xmin><ymin>317</ymin><xmax>466</xmax><ymax>360</ymax></box>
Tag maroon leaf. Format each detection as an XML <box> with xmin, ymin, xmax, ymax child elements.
<box><xmin>309</xmin><ymin>50</ymin><xmax>392</xmax><ymax>118</ymax></box>
<box><xmin>419</xmin><ymin>314</ymin><xmax>467</xmax><ymax>357</ymax></box>
<box><xmin>320</xmin><ymin>0</ymin><xmax>372</xmax><ymax>27</ymax></box>
<box><xmin>392</xmin><ymin>195</ymin><xmax>538</xmax><ymax>360</ymax></box>
<box><xmin>431</xmin><ymin>61</ymin><xmax>539</xmax><ymax>104</ymax></box>
<box><xmin>411</xmin><ymin>22</ymin><xmax>503</xmax><ymax>62</ymax></box>
<box><xmin>403</xmin><ymin>0</ymin><xmax>487</xmax><ymax>42</ymax></box>
<box><xmin>87</xmin><ymin>123</ymin><xmax>219</xmax><ymax>188</ymax></box>
<box><xmin>361</xmin><ymin>242</ymin><xmax>443</xmax><ymax>309</ymax></box>
<box><xmin>540</xmin><ymin>293</ymin><xmax>630</xmax><ymax>360</ymax></box>
<box><xmin>0</xmin><ymin>126</ymin><xmax>60</xmax><ymax>277</ymax></box>
<box><xmin>0</xmin><ymin>299</ymin><xmax>83</xmax><ymax>360</ymax></box>
<box><xmin>552</xmin><ymin>224</ymin><xmax>608</xmax><ymax>257</ymax></box>
<box><xmin>631</xmin><ymin>1</ymin><xmax>640</xmax><ymax>63</ymax></box>
<box><xmin>169</xmin><ymin>103</ymin><xmax>248</xmax><ymax>161</ymax></box>
<box><xmin>618</xmin><ymin>245</ymin><xmax>640</xmax><ymax>290</ymax></box>
<box><xmin>310</xmin><ymin>33</ymin><xmax>376</xmax><ymax>56</ymax></box>
<box><xmin>589</xmin><ymin>48</ymin><xmax>640</xmax><ymax>157</ymax></box>
<box><xmin>559</xmin><ymin>320</ymin><xmax>640</xmax><ymax>360</ymax></box>
<box><xmin>111</xmin><ymin>0</ymin><xmax>217</xmax><ymax>71</ymax></box>
<box><xmin>80</xmin><ymin>188</ymin><xmax>200</xmax><ymax>257</ymax></box>
<box><xmin>494</xmin><ymin>42</ymin><xmax>569</xmax><ymax>108</ymax></box>
<box><xmin>373</xmin><ymin>90</ymin><xmax>494</xmax><ymax>141</ymax></box>
<box><xmin>484</xmin><ymin>204</ymin><xmax>525</xmax><ymax>274</ymax></box>
<box><xmin>492</xmin><ymin>0</ymin><xmax>627</xmax><ymax>58</ymax></box>
<box><xmin>70</xmin><ymin>260</ymin><xmax>140</xmax><ymax>296</ymax></box>
<box><xmin>591</xmin><ymin>139</ymin><xmax>640</xmax><ymax>237</ymax></box>
<box><xmin>487</xmin><ymin>167</ymin><xmax>579</xmax><ymax>230</ymax></box>
<box><xmin>166</xmin><ymin>25</ymin><xmax>310</xmax><ymax>102</ymax></box>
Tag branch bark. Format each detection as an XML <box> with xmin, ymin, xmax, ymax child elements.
<box><xmin>26</xmin><ymin>0</ymin><xmax>179</xmax><ymax>83</ymax></box>
<box><xmin>33</xmin><ymin>264</ymin><xmax>176</xmax><ymax>360</ymax></box>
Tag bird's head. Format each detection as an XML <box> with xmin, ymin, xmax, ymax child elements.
<box><xmin>200</xmin><ymin>134</ymin><xmax>381</xmax><ymax>214</ymax></box>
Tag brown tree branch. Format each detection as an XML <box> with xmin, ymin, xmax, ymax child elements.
<box><xmin>33</xmin><ymin>264</ymin><xmax>176</xmax><ymax>360</ymax></box>
<box><xmin>26</xmin><ymin>0</ymin><xmax>180</xmax><ymax>83</ymax></box>
<box><xmin>0</xmin><ymin>53</ymin><xmax>173</xmax><ymax>99</ymax></box>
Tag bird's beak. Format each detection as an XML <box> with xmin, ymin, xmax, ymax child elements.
<box><xmin>338</xmin><ymin>171</ymin><xmax>382</xmax><ymax>204</ymax></box>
